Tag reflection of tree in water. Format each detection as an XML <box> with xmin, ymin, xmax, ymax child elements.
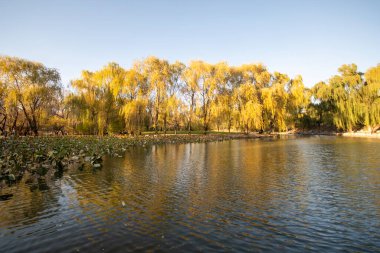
<box><xmin>0</xmin><ymin>178</ymin><xmax>63</xmax><ymax>228</ymax></box>
<box><xmin>0</xmin><ymin>138</ymin><xmax>379</xmax><ymax>252</ymax></box>
<box><xmin>69</xmin><ymin>143</ymin><xmax>226</xmax><ymax>242</ymax></box>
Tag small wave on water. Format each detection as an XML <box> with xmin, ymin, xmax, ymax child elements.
<box><xmin>0</xmin><ymin>137</ymin><xmax>379</xmax><ymax>252</ymax></box>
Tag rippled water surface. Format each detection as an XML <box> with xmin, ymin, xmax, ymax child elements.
<box><xmin>0</xmin><ymin>136</ymin><xmax>379</xmax><ymax>252</ymax></box>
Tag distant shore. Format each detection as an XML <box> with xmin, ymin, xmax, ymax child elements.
<box><xmin>2</xmin><ymin>130</ymin><xmax>380</xmax><ymax>141</ymax></box>
<box><xmin>338</xmin><ymin>132</ymin><xmax>380</xmax><ymax>138</ymax></box>
<box><xmin>293</xmin><ymin>130</ymin><xmax>380</xmax><ymax>138</ymax></box>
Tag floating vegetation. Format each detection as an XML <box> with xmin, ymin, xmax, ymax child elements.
<box><xmin>0</xmin><ymin>134</ymin><xmax>259</xmax><ymax>189</ymax></box>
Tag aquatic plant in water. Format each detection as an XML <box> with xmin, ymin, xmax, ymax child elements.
<box><xmin>0</xmin><ymin>134</ymin><xmax>256</xmax><ymax>191</ymax></box>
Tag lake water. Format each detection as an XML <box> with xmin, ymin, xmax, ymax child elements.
<box><xmin>0</xmin><ymin>136</ymin><xmax>379</xmax><ymax>252</ymax></box>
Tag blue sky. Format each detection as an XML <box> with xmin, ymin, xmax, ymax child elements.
<box><xmin>1</xmin><ymin>0</ymin><xmax>379</xmax><ymax>87</ymax></box>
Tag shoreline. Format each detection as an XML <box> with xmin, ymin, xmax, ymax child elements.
<box><xmin>3</xmin><ymin>130</ymin><xmax>380</xmax><ymax>143</ymax></box>
<box><xmin>294</xmin><ymin>131</ymin><xmax>380</xmax><ymax>138</ymax></box>
<box><xmin>338</xmin><ymin>132</ymin><xmax>380</xmax><ymax>138</ymax></box>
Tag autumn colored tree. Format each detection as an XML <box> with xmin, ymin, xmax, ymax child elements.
<box><xmin>140</xmin><ymin>57</ymin><xmax>172</xmax><ymax>133</ymax></box>
<box><xmin>234</xmin><ymin>82</ymin><xmax>262</xmax><ymax>133</ymax></box>
<box><xmin>288</xmin><ymin>75</ymin><xmax>309</xmax><ymax>129</ymax></box>
<box><xmin>0</xmin><ymin>80</ymin><xmax>6</xmax><ymax>134</ymax></box>
<box><xmin>120</xmin><ymin>65</ymin><xmax>149</xmax><ymax>135</ymax></box>
<box><xmin>181</xmin><ymin>61</ymin><xmax>201</xmax><ymax>133</ymax></box>
<box><xmin>328</xmin><ymin>64</ymin><xmax>362</xmax><ymax>131</ymax></box>
<box><xmin>360</xmin><ymin>64</ymin><xmax>380</xmax><ymax>132</ymax></box>
<box><xmin>2</xmin><ymin>55</ymin><xmax>379</xmax><ymax>136</ymax></box>
<box><xmin>310</xmin><ymin>81</ymin><xmax>335</xmax><ymax>128</ymax></box>
<box><xmin>0</xmin><ymin>56</ymin><xmax>61</xmax><ymax>135</ymax></box>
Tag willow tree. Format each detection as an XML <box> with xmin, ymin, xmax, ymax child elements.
<box><xmin>240</xmin><ymin>63</ymin><xmax>271</xmax><ymax>89</ymax></box>
<box><xmin>63</xmin><ymin>93</ymin><xmax>84</xmax><ymax>133</ymax></box>
<box><xmin>209</xmin><ymin>62</ymin><xmax>230</xmax><ymax>132</ymax></box>
<box><xmin>0</xmin><ymin>80</ymin><xmax>6</xmax><ymax>134</ymax></box>
<box><xmin>234</xmin><ymin>82</ymin><xmax>262</xmax><ymax>133</ymax></box>
<box><xmin>70</xmin><ymin>71</ymin><xmax>99</xmax><ymax>134</ymax></box>
<box><xmin>361</xmin><ymin>64</ymin><xmax>380</xmax><ymax>132</ymax></box>
<box><xmin>152</xmin><ymin>61</ymin><xmax>186</xmax><ymax>134</ymax></box>
<box><xmin>288</xmin><ymin>75</ymin><xmax>308</xmax><ymax>129</ymax></box>
<box><xmin>70</xmin><ymin>63</ymin><xmax>126</xmax><ymax>135</ymax></box>
<box><xmin>262</xmin><ymin>72</ymin><xmax>290</xmax><ymax>132</ymax></box>
<box><xmin>168</xmin><ymin>61</ymin><xmax>185</xmax><ymax>97</ymax></box>
<box><xmin>7</xmin><ymin>55</ymin><xmax>379</xmax><ymax>135</ymax></box>
<box><xmin>195</xmin><ymin>61</ymin><xmax>229</xmax><ymax>133</ymax></box>
<box><xmin>94</xmin><ymin>63</ymin><xmax>125</xmax><ymax>135</ymax></box>
<box><xmin>311</xmin><ymin>81</ymin><xmax>334</xmax><ymax>128</ymax></box>
<box><xmin>0</xmin><ymin>56</ymin><xmax>61</xmax><ymax>135</ymax></box>
<box><xmin>166</xmin><ymin>95</ymin><xmax>185</xmax><ymax>134</ymax></box>
<box><xmin>212</xmin><ymin>67</ymin><xmax>234</xmax><ymax>132</ymax></box>
<box><xmin>120</xmin><ymin>66</ymin><xmax>149</xmax><ymax>135</ymax></box>
<box><xmin>139</xmin><ymin>57</ymin><xmax>171</xmax><ymax>133</ymax></box>
<box><xmin>217</xmin><ymin>66</ymin><xmax>244</xmax><ymax>132</ymax></box>
<box><xmin>239</xmin><ymin>63</ymin><xmax>271</xmax><ymax>131</ymax></box>
<box><xmin>182</xmin><ymin>61</ymin><xmax>201</xmax><ymax>133</ymax></box>
<box><xmin>162</xmin><ymin>61</ymin><xmax>185</xmax><ymax>133</ymax></box>
<box><xmin>210</xmin><ymin>97</ymin><xmax>226</xmax><ymax>131</ymax></box>
<box><xmin>274</xmin><ymin>73</ymin><xmax>290</xmax><ymax>131</ymax></box>
<box><xmin>194</xmin><ymin>61</ymin><xmax>213</xmax><ymax>133</ymax></box>
<box><xmin>329</xmin><ymin>64</ymin><xmax>362</xmax><ymax>131</ymax></box>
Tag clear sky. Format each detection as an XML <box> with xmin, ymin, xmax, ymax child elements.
<box><xmin>1</xmin><ymin>0</ymin><xmax>379</xmax><ymax>87</ymax></box>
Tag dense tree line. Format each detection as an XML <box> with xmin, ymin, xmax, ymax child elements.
<box><xmin>0</xmin><ymin>56</ymin><xmax>379</xmax><ymax>136</ymax></box>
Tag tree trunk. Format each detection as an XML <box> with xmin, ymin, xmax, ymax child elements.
<box><xmin>371</xmin><ymin>124</ymin><xmax>380</xmax><ymax>134</ymax></box>
<box><xmin>20</xmin><ymin>102</ymin><xmax>38</xmax><ymax>136</ymax></box>
<box><xmin>11</xmin><ymin>112</ymin><xmax>18</xmax><ymax>135</ymax></box>
<box><xmin>188</xmin><ymin>94</ymin><xmax>194</xmax><ymax>135</ymax></box>
<box><xmin>0</xmin><ymin>115</ymin><xmax>6</xmax><ymax>135</ymax></box>
<box><xmin>31</xmin><ymin>114</ymin><xmax>39</xmax><ymax>136</ymax></box>
<box><xmin>228</xmin><ymin>116</ymin><xmax>231</xmax><ymax>133</ymax></box>
<box><xmin>155</xmin><ymin>108</ymin><xmax>159</xmax><ymax>134</ymax></box>
<box><xmin>163</xmin><ymin>114</ymin><xmax>167</xmax><ymax>135</ymax></box>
